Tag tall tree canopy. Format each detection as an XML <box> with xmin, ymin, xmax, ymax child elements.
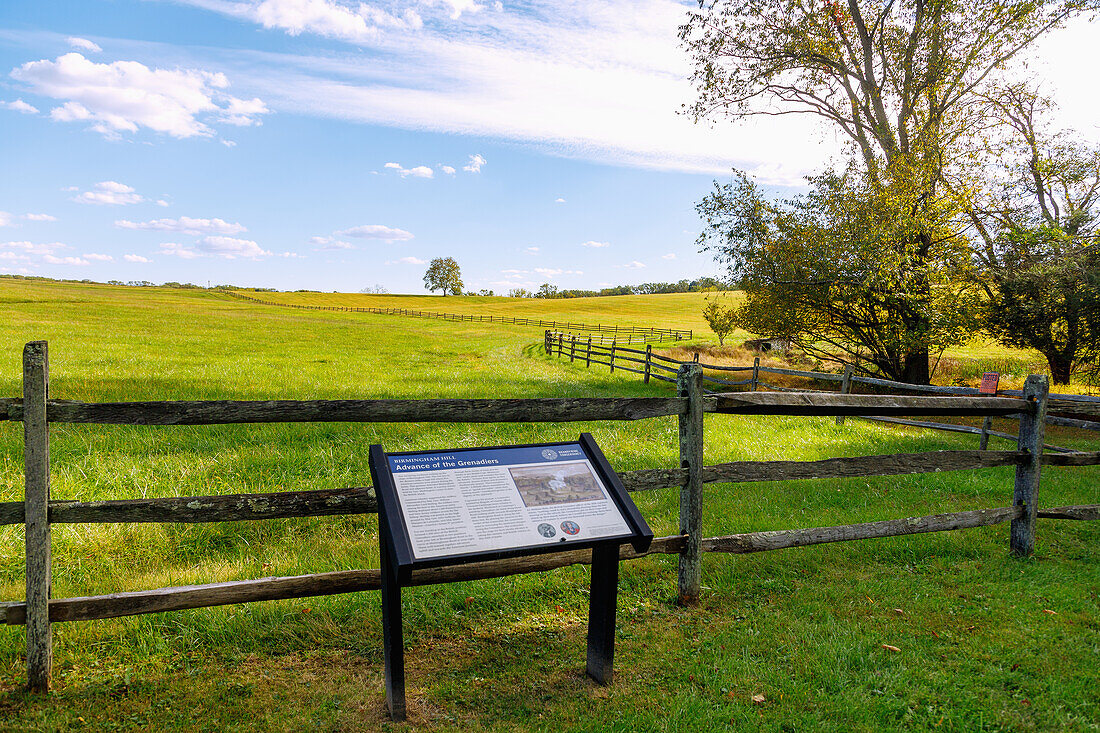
<box><xmin>681</xmin><ymin>0</ymin><xmax>1097</xmax><ymax>383</ymax></box>
<box><xmin>966</xmin><ymin>87</ymin><xmax>1100</xmax><ymax>383</ymax></box>
<box><xmin>423</xmin><ymin>257</ymin><xmax>463</xmax><ymax>296</ymax></box>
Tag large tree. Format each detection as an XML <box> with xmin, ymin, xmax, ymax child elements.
<box><xmin>966</xmin><ymin>87</ymin><xmax>1100</xmax><ymax>384</ymax></box>
<box><xmin>681</xmin><ymin>0</ymin><xmax>1095</xmax><ymax>383</ymax></box>
<box><xmin>423</xmin><ymin>257</ymin><xmax>463</xmax><ymax>296</ymax></box>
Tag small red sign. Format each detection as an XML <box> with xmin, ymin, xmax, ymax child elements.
<box><xmin>979</xmin><ymin>372</ymin><xmax>1000</xmax><ymax>395</ymax></box>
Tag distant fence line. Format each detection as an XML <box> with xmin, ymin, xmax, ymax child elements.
<box><xmin>544</xmin><ymin>331</ymin><xmax>1100</xmax><ymax>449</ymax></box>
<box><xmin>4</xmin><ymin>341</ymin><xmax>1098</xmax><ymax>693</ymax></box>
<box><xmin>221</xmin><ymin>290</ymin><xmax>692</xmax><ymax>343</ymax></box>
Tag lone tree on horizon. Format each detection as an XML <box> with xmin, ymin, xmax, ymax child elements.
<box><xmin>423</xmin><ymin>257</ymin><xmax>463</xmax><ymax>296</ymax></box>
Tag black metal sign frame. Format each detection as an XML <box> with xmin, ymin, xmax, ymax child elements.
<box><xmin>368</xmin><ymin>433</ymin><xmax>653</xmax><ymax>720</ymax></box>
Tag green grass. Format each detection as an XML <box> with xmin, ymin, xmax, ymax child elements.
<box><xmin>1</xmin><ymin>278</ymin><xmax>1097</xmax><ymax>731</ymax></box>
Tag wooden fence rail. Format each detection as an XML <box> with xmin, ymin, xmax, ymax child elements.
<box><xmin>223</xmin><ymin>291</ymin><xmax>692</xmax><ymax>341</ymax></box>
<box><xmin>544</xmin><ymin>334</ymin><xmax>1100</xmax><ymax>441</ymax></box>
<box><xmin>3</xmin><ymin>342</ymin><xmax>1098</xmax><ymax>692</ymax></box>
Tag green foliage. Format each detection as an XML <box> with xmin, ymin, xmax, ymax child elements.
<box><xmin>982</xmin><ymin>227</ymin><xmax>1100</xmax><ymax>384</ymax></box>
<box><xmin>701</xmin><ymin>292</ymin><xmax>738</xmax><ymax>345</ymax></box>
<box><xmin>681</xmin><ymin>0</ymin><xmax>1094</xmax><ymax>384</ymax></box>
<box><xmin>698</xmin><ymin>167</ymin><xmax>980</xmax><ymax>381</ymax></box>
<box><xmin>423</xmin><ymin>257</ymin><xmax>463</xmax><ymax>296</ymax></box>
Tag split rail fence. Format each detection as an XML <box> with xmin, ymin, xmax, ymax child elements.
<box><xmin>545</xmin><ymin>331</ymin><xmax>1100</xmax><ymax>448</ymax></box>
<box><xmin>2</xmin><ymin>341</ymin><xmax>1099</xmax><ymax>693</ymax></box>
<box><xmin>223</xmin><ymin>291</ymin><xmax>692</xmax><ymax>343</ymax></box>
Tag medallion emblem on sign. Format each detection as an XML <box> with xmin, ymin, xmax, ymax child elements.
<box><xmin>560</xmin><ymin>520</ymin><xmax>580</xmax><ymax>535</ymax></box>
<box><xmin>541</xmin><ymin>448</ymin><xmax>558</xmax><ymax>460</ymax></box>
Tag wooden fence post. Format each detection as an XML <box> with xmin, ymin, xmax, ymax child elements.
<box><xmin>677</xmin><ymin>363</ymin><xmax>704</xmax><ymax>605</ymax></box>
<box><xmin>979</xmin><ymin>416</ymin><xmax>993</xmax><ymax>451</ymax></box>
<box><xmin>1011</xmin><ymin>374</ymin><xmax>1049</xmax><ymax>558</ymax></box>
<box><xmin>558</xmin><ymin>332</ymin><xmax>564</xmax><ymax>356</ymax></box>
<box><xmin>751</xmin><ymin>357</ymin><xmax>760</xmax><ymax>392</ymax></box>
<box><xmin>836</xmin><ymin>365</ymin><xmax>854</xmax><ymax>425</ymax></box>
<box><xmin>570</xmin><ymin>335</ymin><xmax>576</xmax><ymax>363</ymax></box>
<box><xmin>610</xmin><ymin>341</ymin><xmax>616</xmax><ymax>373</ymax></box>
<box><xmin>644</xmin><ymin>345</ymin><xmax>652</xmax><ymax>384</ymax></box>
<box><xmin>693</xmin><ymin>352</ymin><xmax>699</xmax><ymax>364</ymax></box>
<box><xmin>23</xmin><ymin>341</ymin><xmax>51</xmax><ymax>692</ymax></box>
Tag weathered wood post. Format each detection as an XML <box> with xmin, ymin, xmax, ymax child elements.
<box><xmin>586</xmin><ymin>337</ymin><xmax>592</xmax><ymax>368</ymax></box>
<box><xmin>693</xmin><ymin>352</ymin><xmax>699</xmax><ymax>364</ymax></box>
<box><xmin>677</xmin><ymin>363</ymin><xmax>704</xmax><ymax>605</ymax></box>
<box><xmin>544</xmin><ymin>329</ymin><xmax>552</xmax><ymax>355</ymax></box>
<box><xmin>1010</xmin><ymin>374</ymin><xmax>1049</xmax><ymax>558</ymax></box>
<box><xmin>558</xmin><ymin>331</ymin><xmax>564</xmax><ymax>355</ymax></box>
<box><xmin>23</xmin><ymin>341</ymin><xmax>51</xmax><ymax>692</ymax></box>
<box><xmin>610</xmin><ymin>341</ymin><xmax>616</xmax><ymax>374</ymax></box>
<box><xmin>836</xmin><ymin>365</ymin><xmax>854</xmax><ymax>425</ymax></box>
<box><xmin>979</xmin><ymin>416</ymin><xmax>994</xmax><ymax>451</ymax></box>
<box><xmin>570</xmin><ymin>335</ymin><xmax>576</xmax><ymax>363</ymax></box>
<box><xmin>644</xmin><ymin>345</ymin><xmax>652</xmax><ymax>384</ymax></box>
<box><xmin>751</xmin><ymin>357</ymin><xmax>760</xmax><ymax>392</ymax></box>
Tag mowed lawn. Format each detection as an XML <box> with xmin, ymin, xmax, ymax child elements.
<box><xmin>0</xmin><ymin>278</ymin><xmax>1097</xmax><ymax>731</ymax></box>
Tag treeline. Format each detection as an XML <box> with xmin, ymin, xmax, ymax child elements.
<box><xmin>507</xmin><ymin>278</ymin><xmax>729</xmax><ymax>299</ymax></box>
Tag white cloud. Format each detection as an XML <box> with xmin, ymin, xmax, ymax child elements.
<box><xmin>2</xmin><ymin>241</ymin><xmax>65</xmax><ymax>255</ymax></box>
<box><xmin>622</xmin><ymin>260</ymin><xmax>646</xmax><ymax>269</ymax></box>
<box><xmin>389</xmin><ymin>256</ymin><xmax>427</xmax><ymax>265</ymax></box>
<box><xmin>385</xmin><ymin>162</ymin><xmax>434</xmax><ymax>178</ymax></box>
<box><xmin>73</xmin><ymin>181</ymin><xmax>144</xmax><ymax>205</ymax></box>
<box><xmin>0</xmin><ymin>212</ymin><xmax>11</xmax><ymax>227</ymax></box>
<box><xmin>12</xmin><ymin>53</ymin><xmax>268</xmax><ymax>139</ymax></box>
<box><xmin>310</xmin><ymin>235</ymin><xmax>354</xmax><ymax>250</ymax></box>
<box><xmin>68</xmin><ymin>37</ymin><xmax>102</xmax><ymax>53</ymax></box>
<box><xmin>463</xmin><ymin>154</ymin><xmax>486</xmax><ymax>173</ymax></box>
<box><xmin>217</xmin><ymin>96</ymin><xmax>268</xmax><ymax>126</ymax></box>
<box><xmin>84</xmin><ymin>253</ymin><xmax>114</xmax><ymax>261</ymax></box>
<box><xmin>581</xmin><ymin>240</ymin><xmax>610</xmax><ymax>248</ymax></box>
<box><xmin>198</xmin><ymin>235</ymin><xmax>270</xmax><ymax>258</ymax></box>
<box><xmin>124</xmin><ymin>254</ymin><xmax>152</xmax><ymax>263</ymax></box>
<box><xmin>278</xmin><ymin>251</ymin><xmax>304</xmax><ymax>258</ymax></box>
<box><xmin>524</xmin><ymin>246</ymin><xmax>539</xmax><ymax>254</ymax></box>
<box><xmin>337</xmin><ymin>224</ymin><xmax>414</xmax><ymax>241</ymax></box>
<box><xmin>156</xmin><ymin>199</ymin><xmax>170</xmax><ymax>207</ymax></box>
<box><xmin>24</xmin><ymin>213</ymin><xmax>57</xmax><ymax>222</ymax></box>
<box><xmin>440</xmin><ymin>165</ymin><xmax>456</xmax><ymax>175</ymax></box>
<box><xmin>116</xmin><ymin>217</ymin><xmax>247</xmax><ymax>235</ymax></box>
<box><xmin>3</xmin><ymin>99</ymin><xmax>38</xmax><ymax>114</ymax></box>
<box><xmin>661</xmin><ymin>252</ymin><xmax>676</xmax><ymax>260</ymax></box>
<box><xmin>443</xmin><ymin>0</ymin><xmax>483</xmax><ymax>20</ymax></box>
<box><xmin>43</xmin><ymin>254</ymin><xmax>90</xmax><ymax>265</ymax></box>
<box><xmin>555</xmin><ymin>197</ymin><xmax>565</xmax><ymax>203</ymax></box>
<box><xmin>159</xmin><ymin>242</ymin><xmax>201</xmax><ymax>259</ymax></box>
<box><xmin>169</xmin><ymin>0</ymin><xmax>838</xmax><ymax>178</ymax></box>
<box><xmin>222</xmin><ymin>139</ymin><xmax>237</xmax><ymax>147</ymax></box>
<box><xmin>228</xmin><ymin>0</ymin><xmax>423</xmax><ymax>43</ymax></box>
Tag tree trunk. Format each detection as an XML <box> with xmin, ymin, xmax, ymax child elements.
<box><xmin>1047</xmin><ymin>354</ymin><xmax>1072</xmax><ymax>385</ymax></box>
<box><xmin>901</xmin><ymin>348</ymin><xmax>931</xmax><ymax>385</ymax></box>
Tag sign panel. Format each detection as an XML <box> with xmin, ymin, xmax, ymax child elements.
<box><xmin>980</xmin><ymin>372</ymin><xmax>1000</xmax><ymax>395</ymax></box>
<box><xmin>370</xmin><ymin>434</ymin><xmax>651</xmax><ymax>575</ymax></box>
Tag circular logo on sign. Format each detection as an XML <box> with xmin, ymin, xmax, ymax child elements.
<box><xmin>560</xmin><ymin>520</ymin><xmax>580</xmax><ymax>535</ymax></box>
<box><xmin>541</xmin><ymin>448</ymin><xmax>559</xmax><ymax>460</ymax></box>
<box><xmin>537</xmin><ymin>523</ymin><xmax>556</xmax><ymax>538</ymax></box>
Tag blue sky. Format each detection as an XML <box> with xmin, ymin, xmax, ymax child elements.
<box><xmin>1</xmin><ymin>1</ymin><xmax>1096</xmax><ymax>294</ymax></box>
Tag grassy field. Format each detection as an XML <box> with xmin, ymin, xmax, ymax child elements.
<box><xmin>236</xmin><ymin>288</ymin><xmax>1090</xmax><ymax>392</ymax></box>
<box><xmin>0</xmin><ymin>278</ymin><xmax>1097</xmax><ymax>731</ymax></box>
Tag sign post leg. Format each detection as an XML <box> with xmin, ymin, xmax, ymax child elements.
<box><xmin>380</xmin><ymin>515</ymin><xmax>406</xmax><ymax>721</ymax></box>
<box><xmin>585</xmin><ymin>543</ymin><xmax>619</xmax><ymax>685</ymax></box>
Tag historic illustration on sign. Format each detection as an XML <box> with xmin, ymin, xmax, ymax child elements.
<box><xmin>509</xmin><ymin>461</ymin><xmax>605</xmax><ymax>507</ymax></box>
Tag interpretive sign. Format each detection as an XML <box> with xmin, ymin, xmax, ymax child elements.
<box><xmin>980</xmin><ymin>372</ymin><xmax>1001</xmax><ymax>395</ymax></box>
<box><xmin>369</xmin><ymin>433</ymin><xmax>652</xmax><ymax>720</ymax></box>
